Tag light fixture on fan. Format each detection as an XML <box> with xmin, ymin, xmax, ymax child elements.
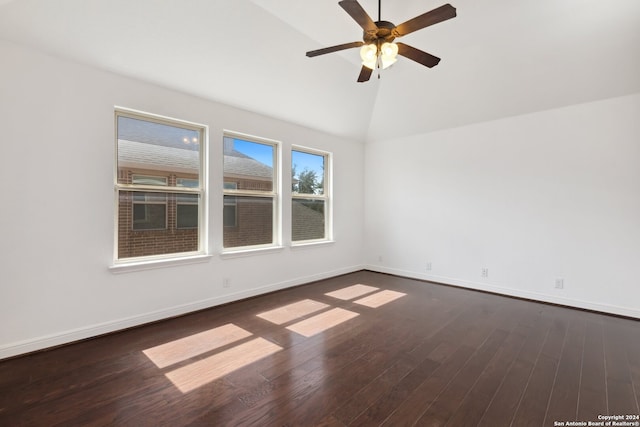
<box><xmin>360</xmin><ymin>42</ymin><xmax>398</xmax><ymax>70</ymax></box>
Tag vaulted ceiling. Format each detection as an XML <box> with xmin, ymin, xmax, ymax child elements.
<box><xmin>1</xmin><ymin>0</ymin><xmax>639</xmax><ymax>142</ymax></box>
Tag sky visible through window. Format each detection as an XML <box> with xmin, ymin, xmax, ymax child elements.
<box><xmin>233</xmin><ymin>139</ymin><xmax>274</xmax><ymax>167</ymax></box>
<box><xmin>292</xmin><ymin>150</ymin><xmax>324</xmax><ymax>179</ymax></box>
<box><xmin>232</xmin><ymin>139</ymin><xmax>325</xmax><ymax>179</ymax></box>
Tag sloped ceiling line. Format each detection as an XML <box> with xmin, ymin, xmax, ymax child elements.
<box><xmin>0</xmin><ymin>0</ymin><xmax>638</xmax><ymax>142</ymax></box>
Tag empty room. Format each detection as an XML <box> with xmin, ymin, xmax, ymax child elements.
<box><xmin>1</xmin><ymin>0</ymin><xmax>639</xmax><ymax>425</ymax></box>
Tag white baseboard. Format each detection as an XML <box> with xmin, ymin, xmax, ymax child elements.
<box><xmin>0</xmin><ymin>264</ymin><xmax>365</xmax><ymax>360</ymax></box>
<box><xmin>365</xmin><ymin>265</ymin><xmax>640</xmax><ymax>319</ymax></box>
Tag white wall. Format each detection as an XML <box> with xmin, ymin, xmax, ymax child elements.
<box><xmin>364</xmin><ymin>93</ymin><xmax>640</xmax><ymax>318</ymax></box>
<box><xmin>2</xmin><ymin>39</ymin><xmax>637</xmax><ymax>361</ymax></box>
<box><xmin>0</xmin><ymin>41</ymin><xmax>365</xmax><ymax>359</ymax></box>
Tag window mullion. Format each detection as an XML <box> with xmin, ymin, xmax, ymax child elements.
<box><xmin>223</xmin><ymin>189</ymin><xmax>276</xmax><ymax>197</ymax></box>
<box><xmin>117</xmin><ymin>184</ymin><xmax>201</xmax><ymax>194</ymax></box>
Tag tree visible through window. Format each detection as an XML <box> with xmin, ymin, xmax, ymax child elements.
<box><xmin>115</xmin><ymin>110</ymin><xmax>206</xmax><ymax>261</ymax></box>
<box><xmin>292</xmin><ymin>148</ymin><xmax>330</xmax><ymax>242</ymax></box>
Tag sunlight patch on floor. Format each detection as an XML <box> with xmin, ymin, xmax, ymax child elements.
<box><xmin>165</xmin><ymin>337</ymin><xmax>282</xmax><ymax>393</ymax></box>
<box><xmin>144</xmin><ymin>285</ymin><xmax>407</xmax><ymax>394</ymax></box>
<box><xmin>256</xmin><ymin>299</ymin><xmax>329</xmax><ymax>325</ymax></box>
<box><xmin>354</xmin><ymin>290</ymin><xmax>407</xmax><ymax>308</ymax></box>
<box><xmin>143</xmin><ymin>323</ymin><xmax>252</xmax><ymax>369</ymax></box>
<box><xmin>324</xmin><ymin>284</ymin><xmax>379</xmax><ymax>300</ymax></box>
<box><xmin>286</xmin><ymin>308</ymin><xmax>359</xmax><ymax>337</ymax></box>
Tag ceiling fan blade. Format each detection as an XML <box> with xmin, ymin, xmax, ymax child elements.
<box><xmin>393</xmin><ymin>4</ymin><xmax>456</xmax><ymax>37</ymax></box>
<box><xmin>396</xmin><ymin>43</ymin><xmax>441</xmax><ymax>68</ymax></box>
<box><xmin>339</xmin><ymin>0</ymin><xmax>378</xmax><ymax>33</ymax></box>
<box><xmin>306</xmin><ymin>41</ymin><xmax>364</xmax><ymax>58</ymax></box>
<box><xmin>357</xmin><ymin>65</ymin><xmax>372</xmax><ymax>82</ymax></box>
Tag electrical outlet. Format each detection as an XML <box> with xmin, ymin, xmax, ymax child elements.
<box><xmin>223</xmin><ymin>278</ymin><xmax>231</xmax><ymax>288</ymax></box>
<box><xmin>555</xmin><ymin>278</ymin><xmax>564</xmax><ymax>289</ymax></box>
<box><xmin>426</xmin><ymin>262</ymin><xmax>432</xmax><ymax>271</ymax></box>
<box><xmin>481</xmin><ymin>268</ymin><xmax>489</xmax><ymax>278</ymax></box>
<box><xmin>378</xmin><ymin>255</ymin><xmax>383</xmax><ymax>263</ymax></box>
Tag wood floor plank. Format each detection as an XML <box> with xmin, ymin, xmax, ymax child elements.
<box><xmin>603</xmin><ymin>317</ymin><xmax>640</xmax><ymax>416</ymax></box>
<box><xmin>415</xmin><ymin>328</ymin><xmax>509</xmax><ymax>426</ymax></box>
<box><xmin>369</xmin><ymin>301</ymin><xmax>515</xmax><ymax>426</ymax></box>
<box><xmin>511</xmin><ymin>313</ymin><xmax>568</xmax><ymax>427</ymax></box>
<box><xmin>378</xmin><ymin>344</ymin><xmax>478</xmax><ymax>426</ymax></box>
<box><xmin>350</xmin><ymin>345</ymin><xmax>458</xmax><ymax>426</ymax></box>
<box><xmin>268</xmin><ymin>326</ymin><xmax>419</xmax><ymax>426</ymax></box>
<box><xmin>444</xmin><ymin>310</ymin><xmax>536</xmax><ymax>426</ymax></box>
<box><xmin>332</xmin><ymin>353</ymin><xmax>423</xmax><ymax>425</ymax></box>
<box><xmin>0</xmin><ymin>271</ymin><xmax>637</xmax><ymax>427</ymax></box>
<box><xmin>201</xmin><ymin>315</ymin><xmax>403</xmax><ymax>426</ymax></box>
<box><xmin>332</xmin><ymin>302</ymin><xmax>469</xmax><ymax>424</ymax></box>
<box><xmin>543</xmin><ymin>314</ymin><xmax>587</xmax><ymax>424</ymax></box>
<box><xmin>576</xmin><ymin>318</ymin><xmax>608</xmax><ymax>420</ymax></box>
<box><xmin>477</xmin><ymin>309</ymin><xmax>554</xmax><ymax>426</ymax></box>
<box><xmin>628</xmin><ymin>331</ymin><xmax>640</xmax><ymax>417</ymax></box>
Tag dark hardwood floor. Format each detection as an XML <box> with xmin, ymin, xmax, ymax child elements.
<box><xmin>1</xmin><ymin>271</ymin><xmax>639</xmax><ymax>426</ymax></box>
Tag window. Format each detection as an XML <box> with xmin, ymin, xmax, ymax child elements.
<box><xmin>223</xmin><ymin>133</ymin><xmax>278</xmax><ymax>249</ymax></box>
<box><xmin>132</xmin><ymin>175</ymin><xmax>168</xmax><ymax>186</ymax></box>
<box><xmin>115</xmin><ymin>110</ymin><xmax>206</xmax><ymax>261</ymax></box>
<box><xmin>176</xmin><ymin>194</ymin><xmax>198</xmax><ymax>229</ymax></box>
<box><xmin>130</xmin><ymin>175</ymin><xmax>168</xmax><ymax>231</ymax></box>
<box><xmin>292</xmin><ymin>148</ymin><xmax>330</xmax><ymax>243</ymax></box>
<box><xmin>132</xmin><ymin>192</ymin><xmax>167</xmax><ymax>230</ymax></box>
<box><xmin>176</xmin><ymin>178</ymin><xmax>199</xmax><ymax>229</ymax></box>
<box><xmin>176</xmin><ymin>178</ymin><xmax>198</xmax><ymax>188</ymax></box>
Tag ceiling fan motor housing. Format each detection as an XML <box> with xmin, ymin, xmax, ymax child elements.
<box><xmin>364</xmin><ymin>20</ymin><xmax>396</xmax><ymax>44</ymax></box>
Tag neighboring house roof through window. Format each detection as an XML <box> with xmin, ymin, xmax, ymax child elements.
<box><xmin>117</xmin><ymin>117</ymin><xmax>273</xmax><ymax>178</ymax></box>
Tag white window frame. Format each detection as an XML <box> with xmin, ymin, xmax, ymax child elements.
<box><xmin>113</xmin><ymin>108</ymin><xmax>208</xmax><ymax>267</ymax></box>
<box><xmin>291</xmin><ymin>145</ymin><xmax>332</xmax><ymax>245</ymax></box>
<box><xmin>222</xmin><ymin>131</ymin><xmax>281</xmax><ymax>253</ymax></box>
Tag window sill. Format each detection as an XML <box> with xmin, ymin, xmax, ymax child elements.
<box><xmin>220</xmin><ymin>245</ymin><xmax>285</xmax><ymax>259</ymax></box>
<box><xmin>290</xmin><ymin>240</ymin><xmax>335</xmax><ymax>249</ymax></box>
<box><xmin>110</xmin><ymin>253</ymin><xmax>213</xmax><ymax>273</ymax></box>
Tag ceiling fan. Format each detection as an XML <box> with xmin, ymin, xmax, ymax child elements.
<box><xmin>306</xmin><ymin>0</ymin><xmax>456</xmax><ymax>82</ymax></box>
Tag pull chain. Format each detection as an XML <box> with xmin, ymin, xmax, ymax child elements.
<box><xmin>378</xmin><ymin>0</ymin><xmax>382</xmax><ymax>79</ymax></box>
